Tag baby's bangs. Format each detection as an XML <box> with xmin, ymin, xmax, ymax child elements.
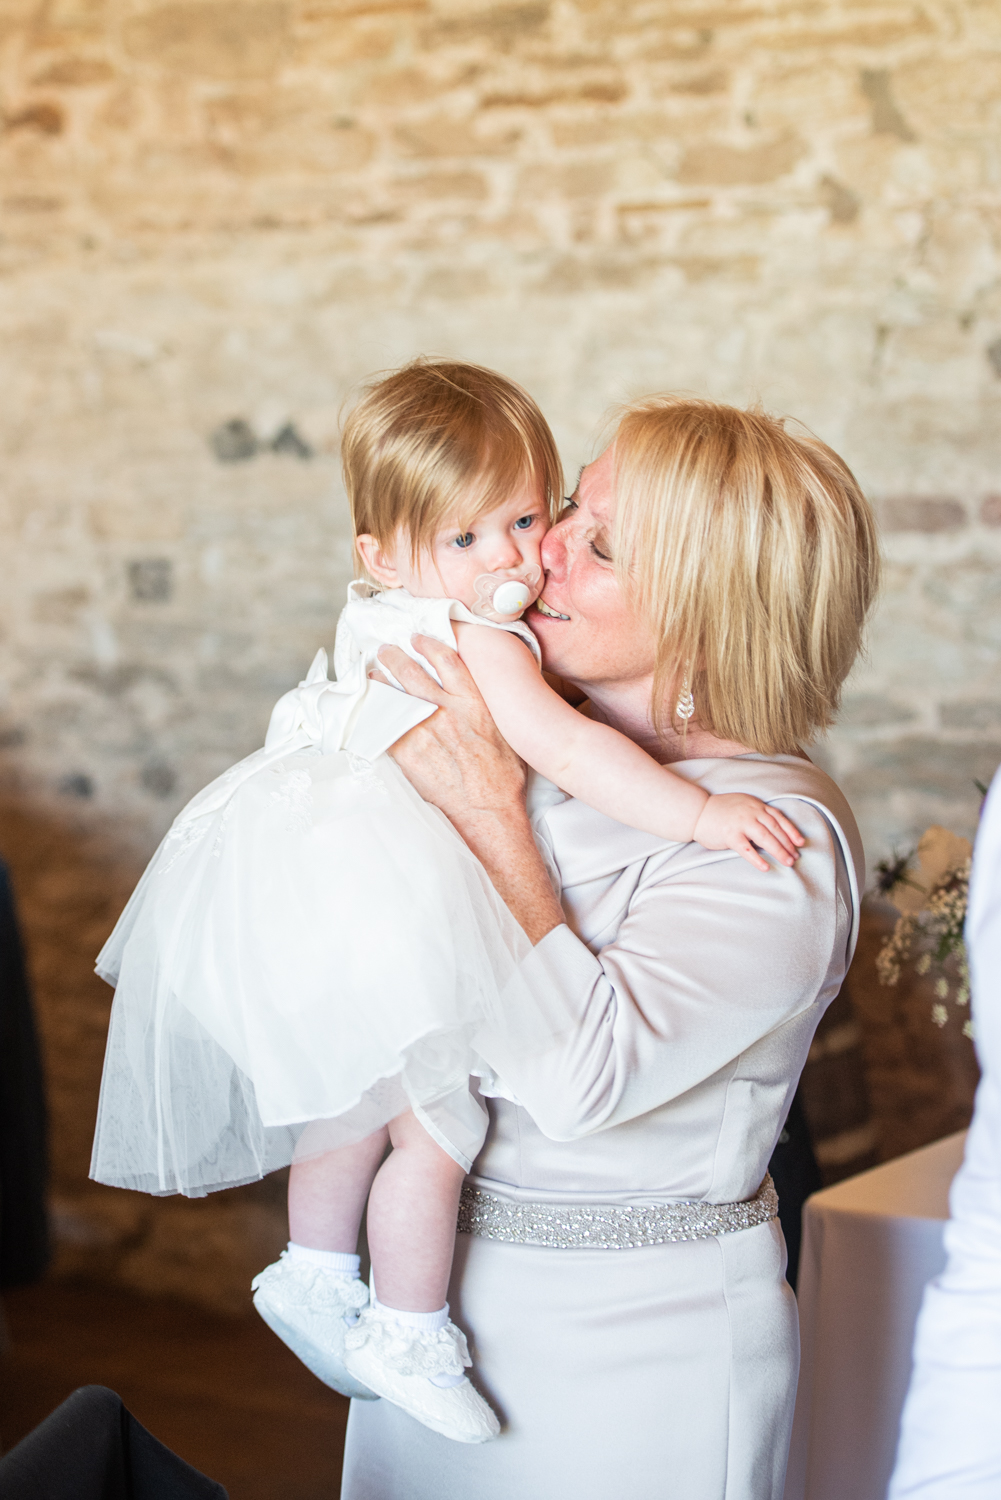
<box><xmin>469</xmin><ymin>440</ymin><xmax>543</xmax><ymax>519</ymax></box>
<box><xmin>408</xmin><ymin>441</ymin><xmax>549</xmax><ymax>563</ymax></box>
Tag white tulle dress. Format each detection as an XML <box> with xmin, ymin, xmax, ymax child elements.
<box><xmin>90</xmin><ymin>584</ymin><xmax>560</xmax><ymax>1198</ymax></box>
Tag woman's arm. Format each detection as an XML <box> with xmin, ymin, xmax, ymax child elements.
<box><xmin>478</xmin><ymin>801</ymin><xmax>848</xmax><ymax>1140</ymax></box>
<box><xmin>381</xmin><ymin>635</ymin><xmax>852</xmax><ymax>1141</ymax></box>
<box><xmin>453</xmin><ymin>623</ymin><xmax>801</xmax><ymax>870</ymax></box>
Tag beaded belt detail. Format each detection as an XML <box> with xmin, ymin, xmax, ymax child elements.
<box><xmin>457</xmin><ymin>1175</ymin><xmax>778</xmax><ymax>1250</ymax></box>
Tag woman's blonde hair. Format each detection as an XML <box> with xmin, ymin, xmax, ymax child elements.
<box><xmin>342</xmin><ymin>358</ymin><xmax>563</xmax><ymax>569</ymax></box>
<box><xmin>611</xmin><ymin>397</ymin><xmax>880</xmax><ymax>754</ymax></box>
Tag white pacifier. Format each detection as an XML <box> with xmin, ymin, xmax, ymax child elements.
<box><xmin>471</xmin><ymin>565</ymin><xmax>542</xmax><ymax>621</ymax></box>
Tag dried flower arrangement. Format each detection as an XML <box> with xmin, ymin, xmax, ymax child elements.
<box><xmin>875</xmin><ymin>825</ymin><xmax>974</xmax><ymax>1037</ymax></box>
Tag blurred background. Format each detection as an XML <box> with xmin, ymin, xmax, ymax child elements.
<box><xmin>0</xmin><ymin>0</ymin><xmax>998</xmax><ymax>1491</ymax></box>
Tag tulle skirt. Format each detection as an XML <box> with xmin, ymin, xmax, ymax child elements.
<box><xmin>90</xmin><ymin>747</ymin><xmax>533</xmax><ymax>1197</ymax></box>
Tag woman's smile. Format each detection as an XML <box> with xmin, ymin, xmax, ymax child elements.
<box><xmin>534</xmin><ymin>598</ymin><xmax>569</xmax><ymax>620</ymax></box>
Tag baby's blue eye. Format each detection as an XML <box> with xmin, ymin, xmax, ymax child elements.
<box><xmin>454</xmin><ymin>532</ymin><xmax>475</xmax><ymax>549</ymax></box>
<box><xmin>513</xmin><ymin>514</ymin><xmax>535</xmax><ymax>531</ymax></box>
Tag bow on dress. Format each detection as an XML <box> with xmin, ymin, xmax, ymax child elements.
<box><xmin>166</xmin><ymin>649</ymin><xmax>437</xmax><ymax>836</ymax></box>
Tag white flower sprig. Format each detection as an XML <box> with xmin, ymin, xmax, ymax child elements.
<box><xmin>876</xmin><ymin>827</ymin><xmax>974</xmax><ymax>1039</ymax></box>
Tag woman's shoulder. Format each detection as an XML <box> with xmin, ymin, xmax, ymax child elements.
<box><xmin>685</xmin><ymin>752</ymin><xmax>857</xmax><ymax>823</ymax></box>
<box><xmin>684</xmin><ymin>753</ymin><xmax>863</xmax><ymax>889</ymax></box>
<box><xmin>539</xmin><ymin>752</ymin><xmax>863</xmax><ymax>906</ymax></box>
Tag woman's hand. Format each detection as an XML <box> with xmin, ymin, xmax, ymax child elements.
<box><xmin>376</xmin><ymin>635</ymin><xmax>526</xmax><ymax>825</ymax></box>
<box><xmin>376</xmin><ymin>636</ymin><xmax>565</xmax><ymax>945</ymax></box>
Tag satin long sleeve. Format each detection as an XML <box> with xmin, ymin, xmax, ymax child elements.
<box><xmin>474</xmin><ymin>796</ymin><xmax>853</xmax><ymax>1144</ymax></box>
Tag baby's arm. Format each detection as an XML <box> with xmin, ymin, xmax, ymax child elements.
<box><xmin>453</xmin><ymin>624</ymin><xmax>802</xmax><ymax>869</ymax></box>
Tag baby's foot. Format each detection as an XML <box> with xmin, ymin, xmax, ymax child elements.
<box><xmin>252</xmin><ymin>1249</ymin><xmax>377</xmax><ymax>1400</ymax></box>
<box><xmin>343</xmin><ymin>1304</ymin><xmax>500</xmax><ymax>1443</ymax></box>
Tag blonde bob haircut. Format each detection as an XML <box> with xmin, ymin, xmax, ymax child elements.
<box><xmin>611</xmin><ymin>397</ymin><xmax>880</xmax><ymax>755</ymax></box>
<box><xmin>342</xmin><ymin>358</ymin><xmax>563</xmax><ymax>570</ymax></box>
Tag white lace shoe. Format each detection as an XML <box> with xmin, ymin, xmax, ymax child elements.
<box><xmin>343</xmin><ymin>1306</ymin><xmax>500</xmax><ymax>1443</ymax></box>
<box><xmin>251</xmin><ymin>1252</ymin><xmax>378</xmax><ymax>1400</ymax></box>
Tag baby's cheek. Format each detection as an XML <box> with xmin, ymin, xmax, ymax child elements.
<box><xmin>526</xmin><ymin>523</ymin><xmax>549</xmax><ymax>564</ymax></box>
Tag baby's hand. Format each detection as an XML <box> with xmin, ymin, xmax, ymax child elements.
<box><xmin>692</xmin><ymin>794</ymin><xmax>804</xmax><ymax>871</ymax></box>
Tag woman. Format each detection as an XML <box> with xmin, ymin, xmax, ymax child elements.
<box><xmin>340</xmin><ymin>396</ymin><xmax>879</xmax><ymax>1499</ymax></box>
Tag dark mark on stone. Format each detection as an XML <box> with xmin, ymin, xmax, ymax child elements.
<box><xmin>271</xmin><ymin>422</ymin><xmax>313</xmax><ymax>460</ymax></box>
<box><xmin>60</xmin><ymin>773</ymin><xmax>94</xmax><ymax>798</ymax></box>
<box><xmin>986</xmin><ymin>338</ymin><xmax>1001</xmax><ymax>378</ymax></box>
<box><xmin>4</xmin><ymin>101</ymin><xmax>64</xmax><ymax>135</ymax></box>
<box><xmin>211</xmin><ymin>418</ymin><xmax>258</xmax><ymax>463</ymax></box>
<box><xmin>880</xmin><ymin>497</ymin><xmax>967</xmax><ymax>533</ymax></box>
<box><xmin>128</xmin><ymin>558</ymin><xmax>173</xmax><ymax>602</ymax></box>
<box><xmin>860</xmin><ymin>70</ymin><xmax>916</xmax><ymax>143</ymax></box>
<box><xmin>819</xmin><ymin>174</ymin><xmax>860</xmax><ymax>225</ymax></box>
<box><xmin>211</xmin><ymin>418</ymin><xmax>314</xmax><ymax>462</ymax></box>
<box><xmin>140</xmin><ymin>762</ymin><xmax>177</xmax><ymax>798</ymax></box>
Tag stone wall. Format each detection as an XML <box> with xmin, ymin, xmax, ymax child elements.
<box><xmin>2</xmin><ymin>0</ymin><xmax>999</xmax><ymax>1308</ymax></box>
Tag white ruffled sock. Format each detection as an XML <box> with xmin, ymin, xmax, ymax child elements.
<box><xmin>287</xmin><ymin>1243</ymin><xmax>361</xmax><ymax>1278</ymax></box>
<box><xmin>372</xmin><ymin>1298</ymin><xmax>448</xmax><ymax>1332</ymax></box>
<box><xmin>371</xmin><ymin>1295</ymin><xmax>465</xmax><ymax>1387</ymax></box>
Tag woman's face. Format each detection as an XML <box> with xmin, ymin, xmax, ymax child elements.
<box><xmin>529</xmin><ymin>446</ymin><xmax>658</xmax><ymax>693</ymax></box>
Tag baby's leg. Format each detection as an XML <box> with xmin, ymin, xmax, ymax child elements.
<box><xmin>341</xmin><ymin>1111</ymin><xmax>499</xmax><ymax>1440</ymax></box>
<box><xmin>288</xmin><ymin>1126</ymin><xmax>389</xmax><ymax>1252</ymax></box>
<box><xmin>366</xmin><ymin>1109</ymin><xmax>466</xmax><ymax>1312</ymax></box>
<box><xmin>256</xmin><ymin>1127</ymin><xmax>390</xmax><ymax>1401</ymax></box>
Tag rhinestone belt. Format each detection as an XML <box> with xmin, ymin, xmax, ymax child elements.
<box><xmin>456</xmin><ymin>1175</ymin><xmax>778</xmax><ymax>1250</ymax></box>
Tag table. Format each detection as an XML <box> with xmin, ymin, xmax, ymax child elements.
<box><xmin>783</xmin><ymin>1130</ymin><xmax>968</xmax><ymax>1500</ymax></box>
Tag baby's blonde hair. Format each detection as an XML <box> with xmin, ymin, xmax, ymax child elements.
<box><xmin>611</xmin><ymin>396</ymin><xmax>880</xmax><ymax>754</ymax></box>
<box><xmin>342</xmin><ymin>358</ymin><xmax>563</xmax><ymax>570</ymax></box>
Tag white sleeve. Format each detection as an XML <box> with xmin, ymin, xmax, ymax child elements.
<box><xmin>474</xmin><ymin>800</ymin><xmax>849</xmax><ymax>1142</ymax></box>
<box><xmin>889</xmin><ymin>773</ymin><xmax>1001</xmax><ymax>1499</ymax></box>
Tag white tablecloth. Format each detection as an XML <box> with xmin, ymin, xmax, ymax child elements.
<box><xmin>784</xmin><ymin>1130</ymin><xmax>968</xmax><ymax>1500</ymax></box>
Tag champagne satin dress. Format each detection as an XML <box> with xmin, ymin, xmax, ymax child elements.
<box><xmin>341</xmin><ymin>755</ymin><xmax>863</xmax><ymax>1500</ymax></box>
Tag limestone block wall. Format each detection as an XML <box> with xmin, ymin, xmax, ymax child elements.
<box><xmin>1</xmin><ymin>0</ymin><xmax>999</xmax><ymax>1306</ymax></box>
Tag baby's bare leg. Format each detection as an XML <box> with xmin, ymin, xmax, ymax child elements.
<box><xmin>366</xmin><ymin>1110</ymin><xmax>465</xmax><ymax>1312</ymax></box>
<box><xmin>288</xmin><ymin>1127</ymin><xmax>389</xmax><ymax>1252</ymax></box>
